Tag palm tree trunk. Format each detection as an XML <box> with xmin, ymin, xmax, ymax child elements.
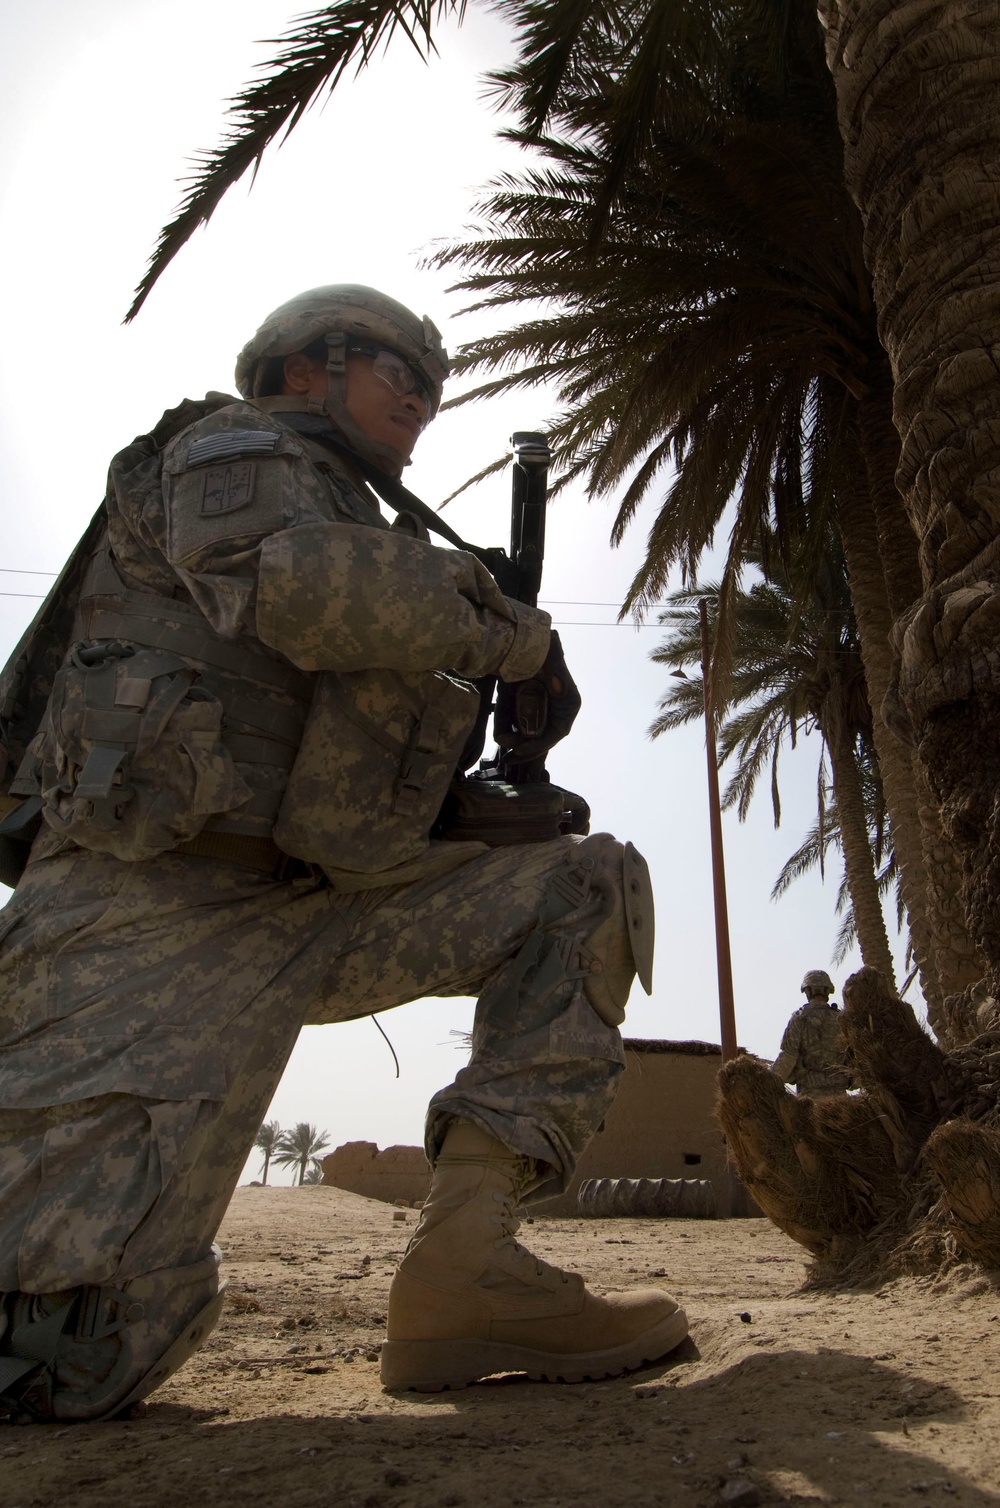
<box><xmin>854</xmin><ymin>379</ymin><xmax>983</xmax><ymax>1030</ymax></box>
<box><xmin>827</xmin><ymin>722</ymin><xmax>897</xmax><ymax>982</ymax></box>
<box><xmin>262</xmin><ymin>1152</ymin><xmax>270</xmax><ymax>1186</ymax></box>
<box><xmin>835</xmin><ymin>443</ymin><xmax>937</xmax><ymax>1005</ymax></box>
<box><xmin>855</xmin><ymin>359</ymin><xmax>921</xmax><ymax>621</ymax></box>
<box><xmin>820</xmin><ymin>0</ymin><xmax>1000</xmax><ymax>987</ymax></box>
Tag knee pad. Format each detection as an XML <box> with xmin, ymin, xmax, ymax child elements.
<box><xmin>520</xmin><ymin>834</ymin><xmax>654</xmax><ymax>1029</ymax></box>
<box><xmin>0</xmin><ymin>1247</ymin><xmax>224</xmax><ymax>1423</ymax></box>
<box><xmin>578</xmin><ymin>836</ymin><xmax>655</xmax><ymax>1027</ymax></box>
<box><xmin>481</xmin><ymin>835</ymin><xmax>655</xmax><ymax>1038</ymax></box>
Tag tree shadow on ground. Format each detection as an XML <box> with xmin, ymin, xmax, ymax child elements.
<box><xmin>2</xmin><ymin>1346</ymin><xmax>994</xmax><ymax>1508</ymax></box>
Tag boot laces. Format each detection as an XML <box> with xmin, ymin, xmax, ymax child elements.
<box><xmin>491</xmin><ymin>1189</ymin><xmax>570</xmax><ymax>1284</ymax></box>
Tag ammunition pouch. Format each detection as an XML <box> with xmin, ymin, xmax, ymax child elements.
<box><xmin>274</xmin><ymin>667</ymin><xmax>481</xmax><ymax>873</ymax></box>
<box><xmin>16</xmin><ymin>641</ymin><xmax>254</xmax><ymax>862</ymax></box>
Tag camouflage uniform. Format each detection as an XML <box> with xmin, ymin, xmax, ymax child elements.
<box><xmin>771</xmin><ymin>1000</ymin><xmax>852</xmax><ymax>1096</ymax></box>
<box><xmin>0</xmin><ymin>395</ymin><xmax>650</xmax><ymax>1417</ymax></box>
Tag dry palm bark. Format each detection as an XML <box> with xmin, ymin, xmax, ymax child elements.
<box><xmin>819</xmin><ymin>0</ymin><xmax>1000</xmax><ymax>1013</ymax></box>
<box><xmin>718</xmin><ymin>966</ymin><xmax>1000</xmax><ymax>1278</ymax></box>
<box><xmin>835</xmin><ymin>451</ymin><xmax>942</xmax><ymax>1001</ymax></box>
<box><xmin>853</xmin><ymin>374</ymin><xmax>983</xmax><ymax>1026</ymax></box>
<box><xmin>731</xmin><ymin>1</ymin><xmax>1000</xmax><ymax>1275</ymax></box>
<box><xmin>826</xmin><ymin>711</ymin><xmax>897</xmax><ymax>981</ymax></box>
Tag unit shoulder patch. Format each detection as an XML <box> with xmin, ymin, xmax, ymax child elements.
<box><xmin>200</xmin><ymin>463</ymin><xmax>256</xmax><ymax>516</ymax></box>
<box><xmin>185</xmin><ymin>430</ymin><xmax>281</xmax><ymax>468</ymax></box>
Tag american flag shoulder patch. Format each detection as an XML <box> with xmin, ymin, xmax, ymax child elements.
<box><xmin>186</xmin><ymin>429</ymin><xmax>281</xmax><ymax>468</ymax></box>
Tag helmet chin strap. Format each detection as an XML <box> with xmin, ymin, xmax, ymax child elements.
<box><xmin>305</xmin><ymin>331</ymin><xmax>409</xmax><ymax>478</ymax></box>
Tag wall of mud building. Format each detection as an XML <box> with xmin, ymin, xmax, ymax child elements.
<box><xmin>320</xmin><ymin>1141</ymin><xmax>430</xmax><ymax>1206</ymax></box>
<box><xmin>538</xmin><ymin>1038</ymin><xmax>727</xmax><ymax>1215</ymax></box>
<box><xmin>321</xmin><ymin>1039</ymin><xmax>726</xmax><ymax>1213</ymax></box>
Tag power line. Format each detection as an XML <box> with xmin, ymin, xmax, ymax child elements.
<box><xmin>0</xmin><ymin>578</ymin><xmax>864</xmax><ymax>625</ymax></box>
<box><xmin>0</xmin><ymin>581</ymin><xmax>654</xmax><ymax>603</ymax></box>
<box><xmin>0</xmin><ymin>590</ymin><xmax>666</xmax><ymax>623</ymax></box>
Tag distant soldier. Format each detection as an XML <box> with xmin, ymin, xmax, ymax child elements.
<box><xmin>771</xmin><ymin>970</ymin><xmax>852</xmax><ymax>1096</ymax></box>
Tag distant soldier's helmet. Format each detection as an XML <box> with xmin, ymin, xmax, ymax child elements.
<box><xmin>234</xmin><ymin>284</ymin><xmax>450</xmax><ymax>475</ymax></box>
<box><xmin>801</xmin><ymin>968</ymin><xmax>835</xmax><ymax>996</ymax></box>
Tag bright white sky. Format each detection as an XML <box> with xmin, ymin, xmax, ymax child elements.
<box><xmin>0</xmin><ymin>0</ymin><xmax>910</xmax><ymax>1184</ymax></box>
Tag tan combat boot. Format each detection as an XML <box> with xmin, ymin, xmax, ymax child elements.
<box><xmin>381</xmin><ymin>1121</ymin><xmax>688</xmax><ymax>1391</ymax></box>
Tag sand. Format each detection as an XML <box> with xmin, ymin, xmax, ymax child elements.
<box><xmin>4</xmin><ymin>1184</ymin><xmax>1000</xmax><ymax>1507</ymax></box>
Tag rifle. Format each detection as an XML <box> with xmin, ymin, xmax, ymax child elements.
<box><xmin>466</xmin><ymin>431</ymin><xmax>550</xmax><ymax>606</ymax></box>
<box><xmin>455</xmin><ymin>432</ymin><xmax>552</xmax><ymax>782</ymax></box>
<box><xmin>433</xmin><ymin>431</ymin><xmax>588</xmax><ymax>843</ymax></box>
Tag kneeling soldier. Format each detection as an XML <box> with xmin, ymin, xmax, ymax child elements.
<box><xmin>0</xmin><ymin>286</ymin><xmax>686</xmax><ymax>1420</ymax></box>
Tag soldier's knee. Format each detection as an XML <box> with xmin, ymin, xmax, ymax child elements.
<box><xmin>0</xmin><ymin>1248</ymin><xmax>223</xmax><ymax>1423</ymax></box>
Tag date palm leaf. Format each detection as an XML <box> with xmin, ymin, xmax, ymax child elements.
<box><xmin>127</xmin><ymin>0</ymin><xmax>466</xmax><ymax>319</ymax></box>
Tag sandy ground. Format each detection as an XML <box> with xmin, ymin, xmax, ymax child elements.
<box><xmin>5</xmin><ymin>1185</ymin><xmax>1000</xmax><ymax>1507</ymax></box>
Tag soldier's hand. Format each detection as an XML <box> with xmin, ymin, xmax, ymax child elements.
<box><xmin>495</xmin><ymin>631</ymin><xmax>581</xmax><ymax>763</ymax></box>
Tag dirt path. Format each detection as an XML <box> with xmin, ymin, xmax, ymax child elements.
<box><xmin>5</xmin><ymin>1186</ymin><xmax>1000</xmax><ymax>1507</ymax></box>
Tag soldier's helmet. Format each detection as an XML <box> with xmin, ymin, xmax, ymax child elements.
<box><xmin>234</xmin><ymin>284</ymin><xmax>450</xmax><ymax>417</ymax></box>
<box><xmin>801</xmin><ymin>968</ymin><xmax>835</xmax><ymax>997</ymax></box>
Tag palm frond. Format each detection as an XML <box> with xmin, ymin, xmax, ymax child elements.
<box><xmin>129</xmin><ymin>1</ymin><xmax>464</xmax><ymax>318</ymax></box>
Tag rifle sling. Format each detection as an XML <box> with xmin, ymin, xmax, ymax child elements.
<box><xmin>273</xmin><ymin>412</ymin><xmax>475</xmax><ymax>552</ymax></box>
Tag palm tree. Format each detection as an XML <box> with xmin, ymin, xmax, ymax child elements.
<box><xmin>126</xmin><ymin>0</ymin><xmax>980</xmax><ymax>1016</ymax></box>
<box><xmin>253</xmin><ymin>1118</ymin><xmax>282</xmax><ymax>1186</ymax></box>
<box><xmin>816</xmin><ymin>0</ymin><xmax>1000</xmax><ymax>997</ymax></box>
<box><xmin>772</xmin><ymin>799</ymin><xmax>900</xmax><ymax>973</ymax></box>
<box><xmin>273</xmin><ymin>1122</ymin><xmax>332</xmax><ymax>1186</ymax></box>
<box><xmin>302</xmin><ymin>1164</ymin><xmax>326</xmax><ymax>1185</ymax></box>
<box><xmin>431</xmin><ymin>68</ymin><xmax>976</xmax><ymax>1016</ymax></box>
<box><xmin>130</xmin><ymin>0</ymin><xmax>1000</xmax><ymax>1274</ymax></box>
<box><xmin>652</xmin><ymin>550</ymin><xmax>896</xmax><ymax>980</ymax></box>
<box><xmin>120</xmin><ymin>1</ymin><xmax>871</xmax><ymax>325</ymax></box>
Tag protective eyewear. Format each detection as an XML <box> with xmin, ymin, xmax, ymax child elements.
<box><xmin>348</xmin><ymin>341</ymin><xmax>431</xmax><ymax>408</ymax></box>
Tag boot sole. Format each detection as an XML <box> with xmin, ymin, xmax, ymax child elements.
<box><xmin>380</xmin><ymin>1305</ymin><xmax>689</xmax><ymax>1391</ymax></box>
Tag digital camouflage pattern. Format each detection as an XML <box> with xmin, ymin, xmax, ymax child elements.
<box><xmin>29</xmin><ymin>644</ymin><xmax>252</xmax><ymax>861</ymax></box>
<box><xmin>274</xmin><ymin>665</ymin><xmax>481</xmax><ymax>873</ymax></box>
<box><xmin>0</xmin><ymin>828</ymin><xmax>633</xmax><ymax>1291</ymax></box>
<box><xmin>0</xmin><ymin>390</ymin><xmax>651</xmax><ymax>1418</ymax></box>
<box><xmin>0</xmin><ymin>1247</ymin><xmax>223</xmax><ymax>1423</ymax></box>
<box><xmin>254</xmin><ymin>522</ymin><xmax>546</xmax><ymax>680</ymax></box>
<box><xmin>772</xmin><ymin>1000</ymin><xmax>853</xmax><ymax>1095</ymax></box>
<box><xmin>33</xmin><ymin>400</ymin><xmax>549</xmax><ymax>876</ymax></box>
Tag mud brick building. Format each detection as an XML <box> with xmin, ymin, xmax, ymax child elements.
<box><xmin>321</xmin><ymin>1039</ymin><xmax>728</xmax><ymax>1212</ymax></box>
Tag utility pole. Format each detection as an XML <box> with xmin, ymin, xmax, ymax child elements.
<box><xmin>700</xmin><ymin>599</ymin><xmax>738</xmax><ymax>1063</ymax></box>
<box><xmin>699</xmin><ymin>600</ymin><xmax>755</xmax><ymax>1218</ymax></box>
